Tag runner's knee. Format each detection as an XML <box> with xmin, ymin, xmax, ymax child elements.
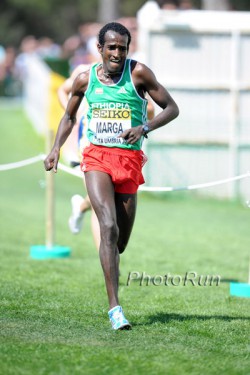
<box><xmin>100</xmin><ymin>220</ymin><xmax>119</xmax><ymax>246</ymax></box>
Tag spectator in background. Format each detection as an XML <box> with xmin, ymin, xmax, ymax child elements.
<box><xmin>36</xmin><ymin>37</ymin><xmax>61</xmax><ymax>59</ymax></box>
<box><xmin>0</xmin><ymin>46</ymin><xmax>22</xmax><ymax>97</ymax></box>
<box><xmin>61</xmin><ymin>34</ymin><xmax>81</xmax><ymax>61</ymax></box>
<box><xmin>157</xmin><ymin>0</ymin><xmax>179</xmax><ymax>10</ymax></box>
<box><xmin>116</xmin><ymin>17</ymin><xmax>138</xmax><ymax>57</ymax></box>
<box><xmin>15</xmin><ymin>35</ymin><xmax>38</xmax><ymax>82</ymax></box>
<box><xmin>63</xmin><ymin>22</ymin><xmax>102</xmax><ymax>72</ymax></box>
<box><xmin>179</xmin><ymin>0</ymin><xmax>194</xmax><ymax>10</ymax></box>
<box><xmin>157</xmin><ymin>0</ymin><xmax>195</xmax><ymax>10</ymax></box>
<box><xmin>0</xmin><ymin>46</ymin><xmax>6</xmax><ymax>84</ymax></box>
<box><xmin>0</xmin><ymin>45</ymin><xmax>5</xmax><ymax>64</ymax></box>
<box><xmin>78</xmin><ymin>22</ymin><xmax>102</xmax><ymax>63</ymax></box>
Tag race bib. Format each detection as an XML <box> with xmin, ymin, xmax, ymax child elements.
<box><xmin>89</xmin><ymin>107</ymin><xmax>131</xmax><ymax>145</ymax></box>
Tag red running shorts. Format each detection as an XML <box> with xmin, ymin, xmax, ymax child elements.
<box><xmin>81</xmin><ymin>143</ymin><xmax>147</xmax><ymax>194</ymax></box>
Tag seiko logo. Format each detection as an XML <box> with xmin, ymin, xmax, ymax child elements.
<box><xmin>93</xmin><ymin>109</ymin><xmax>130</xmax><ymax>119</ymax></box>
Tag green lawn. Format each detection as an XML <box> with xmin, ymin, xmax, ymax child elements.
<box><xmin>0</xmin><ymin>107</ymin><xmax>249</xmax><ymax>375</ymax></box>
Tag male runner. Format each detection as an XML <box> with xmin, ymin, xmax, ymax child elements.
<box><xmin>44</xmin><ymin>22</ymin><xmax>179</xmax><ymax>330</ymax></box>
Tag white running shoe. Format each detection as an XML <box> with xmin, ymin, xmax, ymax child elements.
<box><xmin>68</xmin><ymin>194</ymin><xmax>85</xmax><ymax>234</ymax></box>
<box><xmin>108</xmin><ymin>305</ymin><xmax>132</xmax><ymax>330</ymax></box>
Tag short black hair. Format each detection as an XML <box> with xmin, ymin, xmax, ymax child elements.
<box><xmin>98</xmin><ymin>22</ymin><xmax>131</xmax><ymax>49</ymax></box>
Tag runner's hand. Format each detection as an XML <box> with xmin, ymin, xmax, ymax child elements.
<box><xmin>119</xmin><ymin>126</ymin><xmax>143</xmax><ymax>145</ymax></box>
<box><xmin>44</xmin><ymin>148</ymin><xmax>60</xmax><ymax>173</ymax></box>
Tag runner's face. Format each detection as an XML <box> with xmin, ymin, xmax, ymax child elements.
<box><xmin>99</xmin><ymin>31</ymin><xmax>129</xmax><ymax>73</ymax></box>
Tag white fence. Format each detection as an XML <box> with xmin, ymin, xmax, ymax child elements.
<box><xmin>137</xmin><ymin>4</ymin><xmax>250</xmax><ymax>200</ymax></box>
<box><xmin>24</xmin><ymin>56</ymin><xmax>51</xmax><ymax>135</ymax></box>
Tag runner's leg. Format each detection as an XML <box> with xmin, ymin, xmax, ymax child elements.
<box><xmin>115</xmin><ymin>193</ymin><xmax>137</xmax><ymax>254</ymax></box>
<box><xmin>85</xmin><ymin>170</ymin><xmax>120</xmax><ymax>309</ymax></box>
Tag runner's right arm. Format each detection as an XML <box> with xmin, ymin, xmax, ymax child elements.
<box><xmin>44</xmin><ymin>72</ymin><xmax>88</xmax><ymax>172</ymax></box>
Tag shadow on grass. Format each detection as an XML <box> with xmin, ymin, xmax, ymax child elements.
<box><xmin>220</xmin><ymin>278</ymin><xmax>239</xmax><ymax>283</ymax></box>
<box><xmin>133</xmin><ymin>312</ymin><xmax>250</xmax><ymax>326</ymax></box>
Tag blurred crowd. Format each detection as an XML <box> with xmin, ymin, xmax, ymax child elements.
<box><xmin>0</xmin><ymin>19</ymin><xmax>137</xmax><ymax>98</ymax></box>
<box><xmin>0</xmin><ymin>22</ymin><xmax>98</xmax><ymax>97</ymax></box>
<box><xmin>0</xmin><ymin>0</ymin><xmax>194</xmax><ymax>98</ymax></box>
<box><xmin>157</xmin><ymin>0</ymin><xmax>194</xmax><ymax>10</ymax></box>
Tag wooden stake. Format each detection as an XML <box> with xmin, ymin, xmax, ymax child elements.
<box><xmin>45</xmin><ymin>129</ymin><xmax>55</xmax><ymax>249</ymax></box>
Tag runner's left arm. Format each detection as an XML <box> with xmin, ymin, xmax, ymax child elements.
<box><xmin>120</xmin><ymin>63</ymin><xmax>179</xmax><ymax>144</ymax></box>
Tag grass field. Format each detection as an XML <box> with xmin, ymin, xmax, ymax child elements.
<box><xmin>0</xmin><ymin>107</ymin><xmax>249</xmax><ymax>375</ymax></box>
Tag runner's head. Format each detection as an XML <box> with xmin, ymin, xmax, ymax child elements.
<box><xmin>98</xmin><ymin>22</ymin><xmax>131</xmax><ymax>51</ymax></box>
<box><xmin>97</xmin><ymin>22</ymin><xmax>131</xmax><ymax>74</ymax></box>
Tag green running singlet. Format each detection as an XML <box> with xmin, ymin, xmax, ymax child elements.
<box><xmin>85</xmin><ymin>59</ymin><xmax>148</xmax><ymax>151</ymax></box>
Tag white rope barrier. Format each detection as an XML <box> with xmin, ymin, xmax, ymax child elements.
<box><xmin>57</xmin><ymin>162</ymin><xmax>83</xmax><ymax>178</ymax></box>
<box><xmin>0</xmin><ymin>154</ymin><xmax>249</xmax><ymax>192</ymax></box>
<box><xmin>0</xmin><ymin>154</ymin><xmax>45</xmax><ymax>171</ymax></box>
<box><xmin>139</xmin><ymin>171</ymin><xmax>250</xmax><ymax>192</ymax></box>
